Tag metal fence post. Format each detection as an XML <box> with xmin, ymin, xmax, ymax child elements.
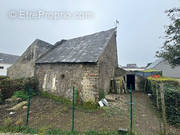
<box><xmin>76</xmin><ymin>88</ymin><xmax>79</xmax><ymax>105</ymax></box>
<box><xmin>26</xmin><ymin>88</ymin><xmax>31</xmax><ymax>126</ymax></box>
<box><xmin>160</xmin><ymin>83</ymin><xmax>168</xmax><ymax>135</ymax></box>
<box><xmin>130</xmin><ymin>84</ymin><xmax>133</xmax><ymax>135</ymax></box>
<box><xmin>72</xmin><ymin>86</ymin><xmax>75</xmax><ymax>132</ymax></box>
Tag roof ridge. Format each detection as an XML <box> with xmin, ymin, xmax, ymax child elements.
<box><xmin>58</xmin><ymin>27</ymin><xmax>116</xmax><ymax>42</ymax></box>
<box><xmin>36</xmin><ymin>27</ymin><xmax>117</xmax><ymax>64</ymax></box>
<box><xmin>0</xmin><ymin>52</ymin><xmax>19</xmax><ymax>57</ymax></box>
<box><xmin>33</xmin><ymin>39</ymin><xmax>53</xmax><ymax>47</ymax></box>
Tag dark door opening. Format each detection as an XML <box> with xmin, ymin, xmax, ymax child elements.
<box><xmin>127</xmin><ymin>74</ymin><xmax>135</xmax><ymax>90</ymax></box>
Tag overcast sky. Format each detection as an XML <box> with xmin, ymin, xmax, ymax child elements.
<box><xmin>0</xmin><ymin>0</ymin><xmax>179</xmax><ymax>66</ymax></box>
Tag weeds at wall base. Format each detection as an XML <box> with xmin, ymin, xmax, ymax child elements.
<box><xmin>40</xmin><ymin>91</ymin><xmax>99</xmax><ymax>111</ymax></box>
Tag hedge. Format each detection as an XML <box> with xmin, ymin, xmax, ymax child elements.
<box><xmin>145</xmin><ymin>77</ymin><xmax>180</xmax><ymax>126</ymax></box>
<box><xmin>0</xmin><ymin>77</ymin><xmax>38</xmax><ymax>101</ymax></box>
<box><xmin>0</xmin><ymin>76</ymin><xmax>9</xmax><ymax>81</ymax></box>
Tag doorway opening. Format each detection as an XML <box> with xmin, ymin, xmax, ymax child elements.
<box><xmin>127</xmin><ymin>74</ymin><xmax>135</xmax><ymax>90</ymax></box>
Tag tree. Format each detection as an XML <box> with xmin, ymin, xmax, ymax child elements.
<box><xmin>156</xmin><ymin>8</ymin><xmax>180</xmax><ymax>66</ymax></box>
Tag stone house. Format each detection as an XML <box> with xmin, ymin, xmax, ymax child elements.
<box><xmin>35</xmin><ymin>28</ymin><xmax>118</xmax><ymax>102</ymax></box>
<box><xmin>7</xmin><ymin>39</ymin><xmax>53</xmax><ymax>79</ymax></box>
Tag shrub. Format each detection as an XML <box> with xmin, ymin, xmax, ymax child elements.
<box><xmin>0</xmin><ymin>78</ymin><xmax>25</xmax><ymax>100</ymax></box>
<box><xmin>0</xmin><ymin>77</ymin><xmax>39</xmax><ymax>101</ymax></box>
<box><xmin>164</xmin><ymin>84</ymin><xmax>180</xmax><ymax>126</ymax></box>
<box><xmin>13</xmin><ymin>90</ymin><xmax>28</xmax><ymax>100</ymax></box>
<box><xmin>0</xmin><ymin>76</ymin><xmax>9</xmax><ymax>81</ymax></box>
<box><xmin>145</xmin><ymin>78</ymin><xmax>180</xmax><ymax>126</ymax></box>
<box><xmin>13</xmin><ymin>89</ymin><xmax>38</xmax><ymax>101</ymax></box>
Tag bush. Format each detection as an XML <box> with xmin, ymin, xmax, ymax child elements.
<box><xmin>0</xmin><ymin>77</ymin><xmax>38</xmax><ymax>101</ymax></box>
<box><xmin>0</xmin><ymin>78</ymin><xmax>24</xmax><ymax>100</ymax></box>
<box><xmin>13</xmin><ymin>90</ymin><xmax>28</xmax><ymax>100</ymax></box>
<box><xmin>0</xmin><ymin>76</ymin><xmax>9</xmax><ymax>81</ymax></box>
<box><xmin>145</xmin><ymin>79</ymin><xmax>180</xmax><ymax>126</ymax></box>
<box><xmin>164</xmin><ymin>84</ymin><xmax>180</xmax><ymax>126</ymax></box>
<box><xmin>13</xmin><ymin>90</ymin><xmax>37</xmax><ymax>101</ymax></box>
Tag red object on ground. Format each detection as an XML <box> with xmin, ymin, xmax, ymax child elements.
<box><xmin>152</xmin><ymin>75</ymin><xmax>161</xmax><ymax>78</ymax></box>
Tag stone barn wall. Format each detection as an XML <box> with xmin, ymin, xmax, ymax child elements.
<box><xmin>35</xmin><ymin>31</ymin><xmax>118</xmax><ymax>102</ymax></box>
<box><xmin>98</xmin><ymin>32</ymin><xmax>118</xmax><ymax>94</ymax></box>
<box><xmin>35</xmin><ymin>63</ymin><xmax>100</xmax><ymax>102</ymax></box>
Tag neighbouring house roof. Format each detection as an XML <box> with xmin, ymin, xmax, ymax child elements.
<box><xmin>122</xmin><ymin>64</ymin><xmax>145</xmax><ymax>72</ymax></box>
<box><xmin>0</xmin><ymin>53</ymin><xmax>19</xmax><ymax>64</ymax></box>
<box><xmin>122</xmin><ymin>67</ymin><xmax>145</xmax><ymax>72</ymax></box>
<box><xmin>126</xmin><ymin>64</ymin><xmax>137</xmax><ymax>68</ymax></box>
<box><xmin>146</xmin><ymin>59</ymin><xmax>164</xmax><ymax>69</ymax></box>
<box><xmin>36</xmin><ymin>28</ymin><xmax>116</xmax><ymax>64</ymax></box>
<box><xmin>16</xmin><ymin>39</ymin><xmax>54</xmax><ymax>63</ymax></box>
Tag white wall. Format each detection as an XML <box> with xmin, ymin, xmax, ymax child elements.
<box><xmin>0</xmin><ymin>63</ymin><xmax>12</xmax><ymax>76</ymax></box>
<box><xmin>153</xmin><ymin>61</ymin><xmax>180</xmax><ymax>79</ymax></box>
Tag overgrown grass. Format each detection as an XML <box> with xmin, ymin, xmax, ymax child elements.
<box><xmin>13</xmin><ymin>90</ymin><xmax>38</xmax><ymax>100</ymax></box>
<box><xmin>0</xmin><ymin>126</ymin><xmax>38</xmax><ymax>134</ymax></box>
<box><xmin>40</xmin><ymin>91</ymin><xmax>72</xmax><ymax>105</ymax></box>
<box><xmin>0</xmin><ymin>126</ymin><xmax>130</xmax><ymax>135</ymax></box>
<box><xmin>101</xmin><ymin>106</ymin><xmax>122</xmax><ymax>117</ymax></box>
<box><xmin>46</xmin><ymin>129</ymin><xmax>121</xmax><ymax>135</ymax></box>
<box><xmin>40</xmin><ymin>91</ymin><xmax>99</xmax><ymax>112</ymax></box>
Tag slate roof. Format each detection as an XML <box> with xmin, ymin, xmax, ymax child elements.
<box><xmin>0</xmin><ymin>53</ymin><xmax>19</xmax><ymax>64</ymax></box>
<box><xmin>36</xmin><ymin>28</ymin><xmax>116</xmax><ymax>64</ymax></box>
<box><xmin>146</xmin><ymin>58</ymin><xmax>164</xmax><ymax>69</ymax></box>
